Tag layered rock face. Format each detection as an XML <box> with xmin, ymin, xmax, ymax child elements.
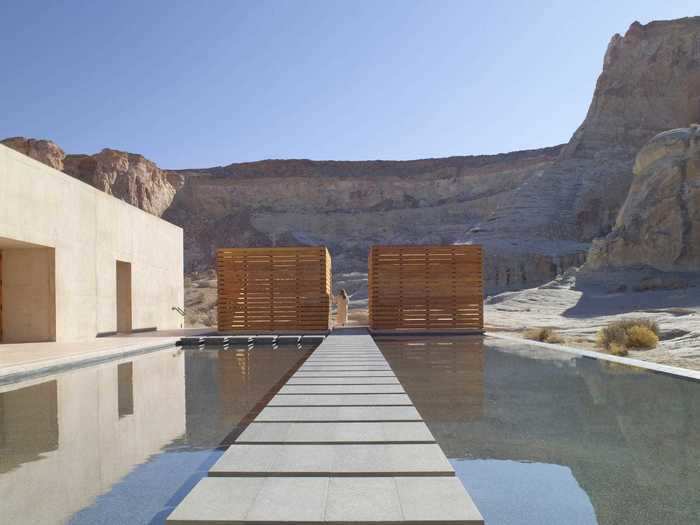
<box><xmin>465</xmin><ymin>17</ymin><xmax>700</xmax><ymax>288</ymax></box>
<box><xmin>163</xmin><ymin>149</ymin><xmax>562</xmax><ymax>281</ymax></box>
<box><xmin>1</xmin><ymin>138</ymin><xmax>182</xmax><ymax>217</ymax></box>
<box><xmin>588</xmin><ymin>125</ymin><xmax>700</xmax><ymax>271</ymax></box>
<box><xmin>3</xmin><ymin>17</ymin><xmax>699</xmax><ymax>297</ymax></box>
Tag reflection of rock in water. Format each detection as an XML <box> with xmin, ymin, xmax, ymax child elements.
<box><xmin>0</xmin><ymin>380</ymin><xmax>58</xmax><ymax>474</ymax></box>
<box><xmin>184</xmin><ymin>347</ymin><xmax>309</xmax><ymax>447</ymax></box>
<box><xmin>381</xmin><ymin>338</ymin><xmax>700</xmax><ymax>525</ymax></box>
<box><xmin>376</xmin><ymin>336</ymin><xmax>485</xmax><ymax>421</ymax></box>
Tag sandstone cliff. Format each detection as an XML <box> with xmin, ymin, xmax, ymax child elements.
<box><xmin>0</xmin><ymin>138</ymin><xmax>182</xmax><ymax>217</ymax></box>
<box><xmin>588</xmin><ymin>125</ymin><xmax>700</xmax><ymax>271</ymax></box>
<box><xmin>3</xmin><ymin>17</ymin><xmax>699</xmax><ymax>300</ymax></box>
<box><xmin>465</xmin><ymin>17</ymin><xmax>700</xmax><ymax>288</ymax></box>
<box><xmin>163</xmin><ymin>148</ymin><xmax>563</xmax><ymax>282</ymax></box>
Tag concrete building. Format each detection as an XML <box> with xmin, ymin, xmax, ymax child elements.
<box><xmin>0</xmin><ymin>144</ymin><xmax>184</xmax><ymax>343</ymax></box>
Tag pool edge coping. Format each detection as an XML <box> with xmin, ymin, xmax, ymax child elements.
<box><xmin>486</xmin><ymin>332</ymin><xmax>700</xmax><ymax>381</ymax></box>
<box><xmin>0</xmin><ymin>338</ymin><xmax>180</xmax><ymax>386</ymax></box>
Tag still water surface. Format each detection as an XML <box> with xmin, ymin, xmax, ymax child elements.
<box><xmin>1</xmin><ymin>337</ymin><xmax>698</xmax><ymax>524</ymax></box>
<box><xmin>376</xmin><ymin>336</ymin><xmax>700</xmax><ymax>525</ymax></box>
<box><xmin>0</xmin><ymin>344</ymin><xmax>311</xmax><ymax>524</ymax></box>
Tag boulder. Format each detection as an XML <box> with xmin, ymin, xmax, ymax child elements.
<box><xmin>1</xmin><ymin>136</ymin><xmax>65</xmax><ymax>171</ymax></box>
<box><xmin>587</xmin><ymin>125</ymin><xmax>700</xmax><ymax>271</ymax></box>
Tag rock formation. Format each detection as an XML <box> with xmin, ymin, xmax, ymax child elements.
<box><xmin>1</xmin><ymin>137</ymin><xmax>65</xmax><ymax>171</ymax></box>
<box><xmin>162</xmin><ymin>149</ymin><xmax>563</xmax><ymax>281</ymax></box>
<box><xmin>1</xmin><ymin>138</ymin><xmax>182</xmax><ymax>217</ymax></box>
<box><xmin>63</xmin><ymin>149</ymin><xmax>183</xmax><ymax>216</ymax></box>
<box><xmin>587</xmin><ymin>125</ymin><xmax>700</xmax><ymax>271</ymax></box>
<box><xmin>464</xmin><ymin>17</ymin><xmax>700</xmax><ymax>289</ymax></box>
<box><xmin>3</xmin><ymin>17</ymin><xmax>700</xmax><ymax>300</ymax></box>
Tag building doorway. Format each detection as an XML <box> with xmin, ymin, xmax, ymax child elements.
<box><xmin>116</xmin><ymin>261</ymin><xmax>132</xmax><ymax>333</ymax></box>
<box><xmin>0</xmin><ymin>240</ymin><xmax>56</xmax><ymax>343</ymax></box>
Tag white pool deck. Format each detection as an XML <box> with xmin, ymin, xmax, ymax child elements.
<box><xmin>166</xmin><ymin>331</ymin><xmax>484</xmax><ymax>524</ymax></box>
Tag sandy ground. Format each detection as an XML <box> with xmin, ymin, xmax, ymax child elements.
<box><xmin>485</xmin><ymin>271</ymin><xmax>700</xmax><ymax>370</ymax></box>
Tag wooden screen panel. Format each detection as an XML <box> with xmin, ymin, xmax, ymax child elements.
<box><xmin>217</xmin><ymin>247</ymin><xmax>331</xmax><ymax>332</ymax></box>
<box><xmin>369</xmin><ymin>245</ymin><xmax>483</xmax><ymax>332</ymax></box>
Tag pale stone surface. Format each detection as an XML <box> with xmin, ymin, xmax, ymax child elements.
<box><xmin>210</xmin><ymin>444</ymin><xmax>452</xmax><ymax>476</ymax></box>
<box><xmin>0</xmin><ymin>335</ymin><xmax>184</xmax><ymax>380</ymax></box>
<box><xmin>268</xmin><ymin>393</ymin><xmax>412</xmax><ymax>406</ymax></box>
<box><xmin>299</xmin><ymin>365</ymin><xmax>392</xmax><ymax>371</ymax></box>
<box><xmin>0</xmin><ymin>145</ymin><xmax>184</xmax><ymax>341</ymax></box>
<box><xmin>235</xmin><ymin>422</ymin><xmax>436</xmax><ymax>444</ymax></box>
<box><xmin>278</xmin><ymin>384</ymin><xmax>405</xmax><ymax>394</ymax></box>
<box><xmin>286</xmin><ymin>376</ymin><xmax>401</xmax><ymax>385</ymax></box>
<box><xmin>293</xmin><ymin>371</ymin><xmax>396</xmax><ymax>377</ymax></box>
<box><xmin>256</xmin><ymin>406</ymin><xmax>422</xmax><ymax>422</ymax></box>
<box><xmin>167</xmin><ymin>477</ymin><xmax>483</xmax><ymax>524</ymax></box>
<box><xmin>325</xmin><ymin>477</ymin><xmax>403</xmax><ymax>522</ymax></box>
<box><xmin>396</xmin><ymin>477</ymin><xmax>484</xmax><ymax>523</ymax></box>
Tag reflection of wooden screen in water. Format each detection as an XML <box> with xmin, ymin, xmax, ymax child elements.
<box><xmin>0</xmin><ymin>380</ymin><xmax>58</xmax><ymax>473</ymax></box>
<box><xmin>375</xmin><ymin>336</ymin><xmax>484</xmax><ymax>421</ymax></box>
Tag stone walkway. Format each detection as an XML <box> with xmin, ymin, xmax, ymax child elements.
<box><xmin>167</xmin><ymin>331</ymin><xmax>484</xmax><ymax>524</ymax></box>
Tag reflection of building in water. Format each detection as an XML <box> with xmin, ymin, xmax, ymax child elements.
<box><xmin>0</xmin><ymin>349</ymin><xmax>185</xmax><ymax>524</ymax></box>
<box><xmin>0</xmin><ymin>380</ymin><xmax>58</xmax><ymax>473</ymax></box>
<box><xmin>185</xmin><ymin>347</ymin><xmax>309</xmax><ymax>447</ymax></box>
<box><xmin>376</xmin><ymin>336</ymin><xmax>485</xmax><ymax>421</ymax></box>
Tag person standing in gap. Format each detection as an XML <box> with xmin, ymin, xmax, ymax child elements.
<box><xmin>335</xmin><ymin>289</ymin><xmax>349</xmax><ymax>327</ymax></box>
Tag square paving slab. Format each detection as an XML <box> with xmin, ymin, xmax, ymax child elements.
<box><xmin>255</xmin><ymin>405</ymin><xmax>422</xmax><ymax>422</ymax></box>
<box><xmin>303</xmin><ymin>358</ymin><xmax>388</xmax><ymax>363</ymax></box>
<box><xmin>268</xmin><ymin>393</ymin><xmax>412</xmax><ymax>406</ymax></box>
<box><xmin>235</xmin><ymin>422</ymin><xmax>436</xmax><ymax>444</ymax></box>
<box><xmin>210</xmin><ymin>443</ymin><xmax>453</xmax><ymax>477</ymax></box>
<box><xmin>292</xmin><ymin>371</ymin><xmax>396</xmax><ymax>377</ymax></box>
<box><xmin>166</xmin><ymin>476</ymin><xmax>484</xmax><ymax>524</ymax></box>
<box><xmin>278</xmin><ymin>385</ymin><xmax>405</xmax><ymax>394</ymax></box>
<box><xmin>286</xmin><ymin>377</ymin><xmax>401</xmax><ymax>385</ymax></box>
<box><xmin>299</xmin><ymin>365</ymin><xmax>392</xmax><ymax>372</ymax></box>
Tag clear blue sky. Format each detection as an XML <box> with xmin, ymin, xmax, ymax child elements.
<box><xmin>1</xmin><ymin>1</ymin><xmax>695</xmax><ymax>168</ymax></box>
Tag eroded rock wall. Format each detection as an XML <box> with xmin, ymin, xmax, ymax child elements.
<box><xmin>587</xmin><ymin>125</ymin><xmax>700</xmax><ymax>271</ymax></box>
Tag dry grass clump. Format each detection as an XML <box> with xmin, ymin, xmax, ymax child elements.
<box><xmin>523</xmin><ymin>327</ymin><xmax>565</xmax><ymax>344</ymax></box>
<box><xmin>596</xmin><ymin>318</ymin><xmax>659</xmax><ymax>355</ymax></box>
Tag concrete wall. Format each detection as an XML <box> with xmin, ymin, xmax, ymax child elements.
<box><xmin>0</xmin><ymin>144</ymin><xmax>184</xmax><ymax>341</ymax></box>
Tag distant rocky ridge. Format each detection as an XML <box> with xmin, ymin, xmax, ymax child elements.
<box><xmin>3</xmin><ymin>16</ymin><xmax>700</xmax><ymax>300</ymax></box>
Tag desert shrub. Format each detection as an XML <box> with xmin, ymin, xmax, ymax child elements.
<box><xmin>524</xmin><ymin>327</ymin><xmax>564</xmax><ymax>344</ymax></box>
<box><xmin>608</xmin><ymin>342</ymin><xmax>628</xmax><ymax>356</ymax></box>
<box><xmin>626</xmin><ymin>325</ymin><xmax>659</xmax><ymax>349</ymax></box>
<box><xmin>596</xmin><ymin>323</ymin><xmax>628</xmax><ymax>349</ymax></box>
<box><xmin>596</xmin><ymin>318</ymin><xmax>660</xmax><ymax>353</ymax></box>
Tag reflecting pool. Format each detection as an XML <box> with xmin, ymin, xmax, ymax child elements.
<box><xmin>0</xmin><ymin>344</ymin><xmax>311</xmax><ymax>524</ymax></box>
<box><xmin>375</xmin><ymin>336</ymin><xmax>700</xmax><ymax>525</ymax></box>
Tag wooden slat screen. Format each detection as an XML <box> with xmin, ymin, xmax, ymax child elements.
<box><xmin>217</xmin><ymin>247</ymin><xmax>331</xmax><ymax>332</ymax></box>
<box><xmin>369</xmin><ymin>245</ymin><xmax>483</xmax><ymax>332</ymax></box>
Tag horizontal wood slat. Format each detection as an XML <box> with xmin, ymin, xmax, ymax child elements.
<box><xmin>369</xmin><ymin>245</ymin><xmax>483</xmax><ymax>332</ymax></box>
<box><xmin>217</xmin><ymin>247</ymin><xmax>331</xmax><ymax>332</ymax></box>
